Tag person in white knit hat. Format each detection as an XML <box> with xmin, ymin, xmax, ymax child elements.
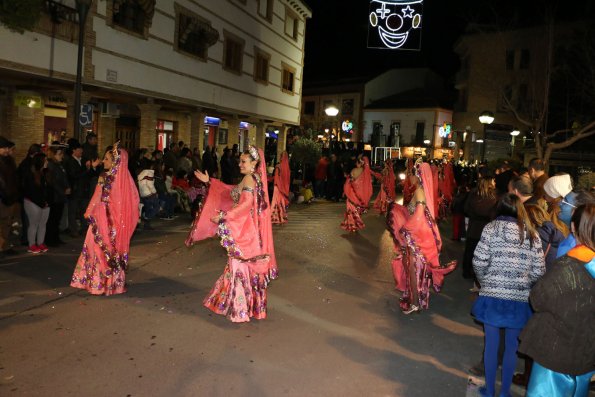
<box><xmin>543</xmin><ymin>174</ymin><xmax>577</xmax><ymax>227</ymax></box>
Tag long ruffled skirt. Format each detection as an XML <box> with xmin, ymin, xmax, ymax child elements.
<box><xmin>372</xmin><ymin>188</ymin><xmax>392</xmax><ymax>214</ymax></box>
<box><xmin>341</xmin><ymin>200</ymin><xmax>365</xmax><ymax>232</ymax></box>
<box><xmin>203</xmin><ymin>258</ymin><xmax>268</xmax><ymax>322</ymax></box>
<box><xmin>70</xmin><ymin>230</ymin><xmax>126</xmax><ymax>296</ymax></box>
<box><xmin>271</xmin><ymin>188</ymin><xmax>288</xmax><ymax>225</ymax></box>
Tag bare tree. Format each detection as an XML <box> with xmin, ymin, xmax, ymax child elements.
<box><xmin>501</xmin><ymin>17</ymin><xmax>595</xmax><ymax>167</ymax></box>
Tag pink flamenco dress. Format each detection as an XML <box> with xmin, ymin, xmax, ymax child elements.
<box><xmin>372</xmin><ymin>159</ymin><xmax>396</xmax><ymax>215</ymax></box>
<box><xmin>70</xmin><ymin>147</ymin><xmax>140</xmax><ymax>295</ymax></box>
<box><xmin>186</xmin><ymin>148</ymin><xmax>277</xmax><ymax>323</ymax></box>
<box><xmin>341</xmin><ymin>157</ymin><xmax>373</xmax><ymax>232</ymax></box>
<box><xmin>386</xmin><ymin>162</ymin><xmax>456</xmax><ymax>312</ymax></box>
<box><xmin>271</xmin><ymin>151</ymin><xmax>290</xmax><ymax>225</ymax></box>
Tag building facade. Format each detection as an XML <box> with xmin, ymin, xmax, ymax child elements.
<box><xmin>300</xmin><ymin>78</ymin><xmax>366</xmax><ymax>144</ymax></box>
<box><xmin>0</xmin><ymin>0</ymin><xmax>311</xmax><ymax>161</ymax></box>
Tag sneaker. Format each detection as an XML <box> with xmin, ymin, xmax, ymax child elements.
<box><xmin>38</xmin><ymin>244</ymin><xmax>49</xmax><ymax>253</ymax></box>
<box><xmin>27</xmin><ymin>245</ymin><xmax>41</xmax><ymax>254</ymax></box>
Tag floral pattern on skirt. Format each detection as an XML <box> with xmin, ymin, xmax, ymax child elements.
<box><xmin>70</xmin><ymin>242</ymin><xmax>126</xmax><ymax>296</ymax></box>
<box><xmin>203</xmin><ymin>258</ymin><xmax>268</xmax><ymax>322</ymax></box>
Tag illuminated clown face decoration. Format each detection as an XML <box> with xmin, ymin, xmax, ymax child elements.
<box><xmin>368</xmin><ymin>0</ymin><xmax>423</xmax><ymax>50</ymax></box>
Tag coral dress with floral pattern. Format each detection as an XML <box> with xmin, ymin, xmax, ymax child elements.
<box><xmin>70</xmin><ymin>148</ymin><xmax>139</xmax><ymax>296</ymax></box>
<box><xmin>186</xmin><ymin>149</ymin><xmax>277</xmax><ymax>322</ymax></box>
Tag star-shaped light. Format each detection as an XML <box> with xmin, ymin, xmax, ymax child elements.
<box><xmin>401</xmin><ymin>5</ymin><xmax>414</xmax><ymax>18</ymax></box>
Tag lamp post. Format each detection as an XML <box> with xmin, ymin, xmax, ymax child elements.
<box><xmin>510</xmin><ymin>129</ymin><xmax>520</xmax><ymax>158</ymax></box>
<box><xmin>478</xmin><ymin>110</ymin><xmax>494</xmax><ymax>163</ymax></box>
<box><xmin>74</xmin><ymin>0</ymin><xmax>92</xmax><ymax>142</ymax></box>
<box><xmin>324</xmin><ymin>104</ymin><xmax>339</xmax><ymax>142</ymax></box>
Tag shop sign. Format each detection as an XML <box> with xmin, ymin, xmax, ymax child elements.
<box><xmin>14</xmin><ymin>94</ymin><xmax>42</xmax><ymax>108</ymax></box>
<box><xmin>342</xmin><ymin>120</ymin><xmax>354</xmax><ymax>133</ymax></box>
<box><xmin>438</xmin><ymin>123</ymin><xmax>451</xmax><ymax>138</ymax></box>
<box><xmin>204</xmin><ymin>116</ymin><xmax>221</xmax><ymax>126</ymax></box>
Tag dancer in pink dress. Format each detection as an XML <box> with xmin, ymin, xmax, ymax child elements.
<box><xmin>386</xmin><ymin>158</ymin><xmax>456</xmax><ymax>314</ymax></box>
<box><xmin>186</xmin><ymin>146</ymin><xmax>277</xmax><ymax>322</ymax></box>
<box><xmin>372</xmin><ymin>158</ymin><xmax>396</xmax><ymax>215</ymax></box>
<box><xmin>341</xmin><ymin>155</ymin><xmax>373</xmax><ymax>232</ymax></box>
<box><xmin>271</xmin><ymin>151</ymin><xmax>290</xmax><ymax>225</ymax></box>
<box><xmin>70</xmin><ymin>144</ymin><xmax>139</xmax><ymax>295</ymax></box>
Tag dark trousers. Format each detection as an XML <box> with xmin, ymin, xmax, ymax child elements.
<box><xmin>46</xmin><ymin>202</ymin><xmax>65</xmax><ymax>244</ymax></box>
<box><xmin>452</xmin><ymin>213</ymin><xmax>465</xmax><ymax>240</ymax></box>
<box><xmin>68</xmin><ymin>196</ymin><xmax>88</xmax><ymax>235</ymax></box>
<box><xmin>462</xmin><ymin>237</ymin><xmax>480</xmax><ymax>279</ymax></box>
<box><xmin>158</xmin><ymin>193</ymin><xmax>176</xmax><ymax>217</ymax></box>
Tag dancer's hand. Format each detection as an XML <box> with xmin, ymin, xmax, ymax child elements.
<box><xmin>194</xmin><ymin>169</ymin><xmax>209</xmax><ymax>183</ymax></box>
<box><xmin>210</xmin><ymin>216</ymin><xmax>219</xmax><ymax>224</ymax></box>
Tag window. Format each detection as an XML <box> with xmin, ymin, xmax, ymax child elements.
<box><xmin>304</xmin><ymin>101</ymin><xmax>315</xmax><ymax>115</ymax></box>
<box><xmin>258</xmin><ymin>0</ymin><xmax>273</xmax><ymax>22</ymax></box>
<box><xmin>415</xmin><ymin>121</ymin><xmax>425</xmax><ymax>145</ymax></box>
<box><xmin>285</xmin><ymin>10</ymin><xmax>298</xmax><ymax>40</ymax></box>
<box><xmin>223</xmin><ymin>32</ymin><xmax>245</xmax><ymax>74</ymax></box>
<box><xmin>506</xmin><ymin>49</ymin><xmax>515</xmax><ymax>70</ymax></box>
<box><xmin>341</xmin><ymin>99</ymin><xmax>354</xmax><ymax>115</ymax></box>
<box><xmin>112</xmin><ymin>0</ymin><xmax>146</xmax><ymax>35</ymax></box>
<box><xmin>281</xmin><ymin>63</ymin><xmax>295</xmax><ymax>94</ymax></box>
<box><xmin>520</xmin><ymin>49</ymin><xmax>530</xmax><ymax>69</ymax></box>
<box><xmin>176</xmin><ymin>10</ymin><xmax>219</xmax><ymax>61</ymax></box>
<box><xmin>253</xmin><ymin>48</ymin><xmax>270</xmax><ymax>84</ymax></box>
<box><xmin>388</xmin><ymin>121</ymin><xmax>400</xmax><ymax>147</ymax></box>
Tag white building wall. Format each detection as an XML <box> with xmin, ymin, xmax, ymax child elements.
<box><xmin>364</xmin><ymin>109</ymin><xmax>437</xmax><ymax>146</ymax></box>
<box><xmin>0</xmin><ymin>26</ymin><xmax>78</xmax><ymax>76</ymax></box>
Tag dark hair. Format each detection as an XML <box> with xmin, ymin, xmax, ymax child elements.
<box><xmin>497</xmin><ymin>193</ymin><xmax>538</xmax><ymax>246</ymax></box>
<box><xmin>32</xmin><ymin>152</ymin><xmax>46</xmax><ymax>171</ymax></box>
<box><xmin>528</xmin><ymin>158</ymin><xmax>545</xmax><ymax>171</ymax></box>
<box><xmin>571</xmin><ymin>204</ymin><xmax>595</xmax><ymax>251</ymax></box>
<box><xmin>181</xmin><ymin>147</ymin><xmax>191</xmax><ymax>157</ymax></box>
<box><xmin>509</xmin><ymin>175</ymin><xmax>533</xmax><ymax>196</ymax></box>
<box><xmin>27</xmin><ymin>143</ymin><xmax>42</xmax><ymax>157</ymax></box>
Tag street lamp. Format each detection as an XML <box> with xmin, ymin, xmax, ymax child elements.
<box><xmin>510</xmin><ymin>129</ymin><xmax>520</xmax><ymax>158</ymax></box>
<box><xmin>478</xmin><ymin>110</ymin><xmax>494</xmax><ymax>162</ymax></box>
<box><xmin>74</xmin><ymin>0</ymin><xmax>92</xmax><ymax>142</ymax></box>
<box><xmin>324</xmin><ymin>104</ymin><xmax>339</xmax><ymax>142</ymax></box>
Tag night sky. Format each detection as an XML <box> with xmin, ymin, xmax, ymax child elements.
<box><xmin>302</xmin><ymin>0</ymin><xmax>594</xmax><ymax>86</ymax></box>
<box><xmin>302</xmin><ymin>1</ymin><xmax>467</xmax><ymax>84</ymax></box>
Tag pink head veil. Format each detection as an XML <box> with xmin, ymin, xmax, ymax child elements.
<box><xmin>253</xmin><ymin>146</ymin><xmax>277</xmax><ymax>276</ymax></box>
<box><xmin>276</xmin><ymin>151</ymin><xmax>291</xmax><ymax>197</ymax></box>
<box><xmin>415</xmin><ymin>161</ymin><xmax>436</xmax><ymax>221</ymax></box>
<box><xmin>360</xmin><ymin>156</ymin><xmax>373</xmax><ymax>204</ymax></box>
<box><xmin>105</xmin><ymin>147</ymin><xmax>140</xmax><ymax>254</ymax></box>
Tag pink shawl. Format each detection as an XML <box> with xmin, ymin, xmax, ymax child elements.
<box><xmin>383</xmin><ymin>159</ymin><xmax>396</xmax><ymax>200</ymax></box>
<box><xmin>430</xmin><ymin>164</ymin><xmax>440</xmax><ymax>219</ymax></box>
<box><xmin>274</xmin><ymin>151</ymin><xmax>290</xmax><ymax>200</ymax></box>
<box><xmin>186</xmin><ymin>148</ymin><xmax>277</xmax><ymax>277</ymax></box>
<box><xmin>87</xmin><ymin>147</ymin><xmax>139</xmax><ymax>269</ymax></box>
<box><xmin>344</xmin><ymin>156</ymin><xmax>373</xmax><ymax>208</ymax></box>
<box><xmin>387</xmin><ymin>162</ymin><xmax>455</xmax><ymax>293</ymax></box>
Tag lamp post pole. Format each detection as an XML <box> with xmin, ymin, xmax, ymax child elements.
<box><xmin>324</xmin><ymin>104</ymin><xmax>339</xmax><ymax>143</ymax></box>
<box><xmin>478</xmin><ymin>110</ymin><xmax>494</xmax><ymax>163</ymax></box>
<box><xmin>510</xmin><ymin>129</ymin><xmax>520</xmax><ymax>158</ymax></box>
<box><xmin>74</xmin><ymin>0</ymin><xmax>92</xmax><ymax>143</ymax></box>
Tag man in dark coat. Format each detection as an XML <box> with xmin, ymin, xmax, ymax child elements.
<box><xmin>0</xmin><ymin>137</ymin><xmax>19</xmax><ymax>255</ymax></box>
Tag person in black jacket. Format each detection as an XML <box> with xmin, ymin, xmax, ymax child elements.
<box><xmin>462</xmin><ymin>175</ymin><xmax>498</xmax><ymax>279</ymax></box>
<box><xmin>45</xmin><ymin>146</ymin><xmax>71</xmax><ymax>246</ymax></box>
<box><xmin>0</xmin><ymin>137</ymin><xmax>19</xmax><ymax>255</ymax></box>
<box><xmin>65</xmin><ymin>142</ymin><xmax>99</xmax><ymax>237</ymax></box>
<box><xmin>22</xmin><ymin>153</ymin><xmax>51</xmax><ymax>253</ymax></box>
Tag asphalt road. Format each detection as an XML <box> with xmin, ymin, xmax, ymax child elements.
<box><xmin>0</xmin><ymin>201</ymin><xmax>530</xmax><ymax>396</ymax></box>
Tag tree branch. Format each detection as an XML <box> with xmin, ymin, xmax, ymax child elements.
<box><xmin>547</xmin><ymin>127</ymin><xmax>595</xmax><ymax>151</ymax></box>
